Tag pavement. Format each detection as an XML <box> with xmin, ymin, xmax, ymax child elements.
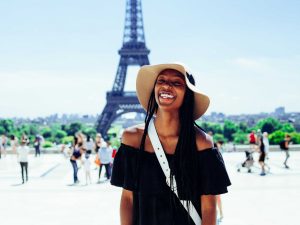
<box><xmin>0</xmin><ymin>151</ymin><xmax>299</xmax><ymax>225</ymax></box>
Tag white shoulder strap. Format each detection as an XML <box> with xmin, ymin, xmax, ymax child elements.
<box><xmin>148</xmin><ymin>119</ymin><xmax>201</xmax><ymax>225</ymax></box>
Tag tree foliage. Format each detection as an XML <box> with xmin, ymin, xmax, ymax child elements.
<box><xmin>233</xmin><ymin>132</ymin><xmax>248</xmax><ymax>144</ymax></box>
<box><xmin>64</xmin><ymin>122</ymin><xmax>83</xmax><ymax>136</ymax></box>
<box><xmin>256</xmin><ymin>117</ymin><xmax>282</xmax><ymax>134</ymax></box>
<box><xmin>1</xmin><ymin>117</ymin><xmax>299</xmax><ymax>146</ymax></box>
<box><xmin>268</xmin><ymin>130</ymin><xmax>285</xmax><ymax>144</ymax></box>
<box><xmin>223</xmin><ymin>120</ymin><xmax>238</xmax><ymax>142</ymax></box>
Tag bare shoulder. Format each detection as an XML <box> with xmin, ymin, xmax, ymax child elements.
<box><xmin>121</xmin><ymin>123</ymin><xmax>145</xmax><ymax>149</ymax></box>
<box><xmin>195</xmin><ymin>127</ymin><xmax>214</xmax><ymax>151</ymax></box>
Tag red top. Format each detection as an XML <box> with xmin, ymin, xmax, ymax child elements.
<box><xmin>249</xmin><ymin>133</ymin><xmax>256</xmax><ymax>143</ymax></box>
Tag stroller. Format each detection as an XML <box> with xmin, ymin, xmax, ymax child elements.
<box><xmin>237</xmin><ymin>149</ymin><xmax>254</xmax><ymax>173</ymax></box>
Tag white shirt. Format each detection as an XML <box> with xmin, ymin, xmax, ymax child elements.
<box><xmin>263</xmin><ymin>137</ymin><xmax>270</xmax><ymax>153</ymax></box>
<box><xmin>86</xmin><ymin>140</ymin><xmax>94</xmax><ymax>151</ymax></box>
<box><xmin>17</xmin><ymin>145</ymin><xmax>30</xmax><ymax>162</ymax></box>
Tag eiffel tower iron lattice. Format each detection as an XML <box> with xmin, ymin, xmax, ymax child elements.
<box><xmin>96</xmin><ymin>0</ymin><xmax>150</xmax><ymax>137</ymax></box>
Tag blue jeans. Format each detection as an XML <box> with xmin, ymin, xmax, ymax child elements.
<box><xmin>70</xmin><ymin>160</ymin><xmax>78</xmax><ymax>183</ymax></box>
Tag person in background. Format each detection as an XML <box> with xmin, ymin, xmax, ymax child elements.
<box><xmin>111</xmin><ymin>145</ymin><xmax>118</xmax><ymax>164</ymax></box>
<box><xmin>10</xmin><ymin>135</ymin><xmax>19</xmax><ymax>154</ymax></box>
<box><xmin>76</xmin><ymin>132</ymin><xmax>85</xmax><ymax>145</ymax></box>
<box><xmin>21</xmin><ymin>133</ymin><xmax>30</xmax><ymax>145</ymax></box>
<box><xmin>95</xmin><ymin>133</ymin><xmax>102</xmax><ymax>152</ymax></box>
<box><xmin>82</xmin><ymin>146</ymin><xmax>92</xmax><ymax>185</ymax></box>
<box><xmin>263</xmin><ymin>132</ymin><xmax>270</xmax><ymax>160</ymax></box>
<box><xmin>98</xmin><ymin>140</ymin><xmax>112</xmax><ymax>182</ymax></box>
<box><xmin>16</xmin><ymin>136</ymin><xmax>30</xmax><ymax>184</ymax></box>
<box><xmin>0</xmin><ymin>135</ymin><xmax>2</xmax><ymax>159</ymax></box>
<box><xmin>248</xmin><ymin>130</ymin><xmax>257</xmax><ymax>151</ymax></box>
<box><xmin>1</xmin><ymin>134</ymin><xmax>8</xmax><ymax>158</ymax></box>
<box><xmin>256</xmin><ymin>129</ymin><xmax>263</xmax><ymax>144</ymax></box>
<box><xmin>258</xmin><ymin>136</ymin><xmax>266</xmax><ymax>176</ymax></box>
<box><xmin>85</xmin><ymin>135</ymin><xmax>94</xmax><ymax>155</ymax></box>
<box><xmin>107</xmin><ymin>141</ymin><xmax>114</xmax><ymax>171</ymax></box>
<box><xmin>34</xmin><ymin>135</ymin><xmax>41</xmax><ymax>157</ymax></box>
<box><xmin>61</xmin><ymin>144</ymin><xmax>71</xmax><ymax>158</ymax></box>
<box><xmin>70</xmin><ymin>136</ymin><xmax>82</xmax><ymax>185</ymax></box>
<box><xmin>280</xmin><ymin>134</ymin><xmax>291</xmax><ymax>169</ymax></box>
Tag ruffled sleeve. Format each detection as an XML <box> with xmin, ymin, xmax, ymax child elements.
<box><xmin>197</xmin><ymin>148</ymin><xmax>231</xmax><ymax>195</ymax></box>
<box><xmin>110</xmin><ymin>143</ymin><xmax>138</xmax><ymax>191</ymax></box>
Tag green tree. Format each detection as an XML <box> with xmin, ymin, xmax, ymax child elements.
<box><xmin>223</xmin><ymin>120</ymin><xmax>238</xmax><ymax>141</ymax></box>
<box><xmin>54</xmin><ymin>130</ymin><xmax>67</xmax><ymax>139</ymax></box>
<box><xmin>233</xmin><ymin>132</ymin><xmax>248</xmax><ymax>144</ymax></box>
<box><xmin>28</xmin><ymin>124</ymin><xmax>39</xmax><ymax>136</ymax></box>
<box><xmin>290</xmin><ymin>132</ymin><xmax>300</xmax><ymax>144</ymax></box>
<box><xmin>281</xmin><ymin>123</ymin><xmax>296</xmax><ymax>133</ymax></box>
<box><xmin>83</xmin><ymin>127</ymin><xmax>97</xmax><ymax>138</ymax></box>
<box><xmin>257</xmin><ymin>117</ymin><xmax>282</xmax><ymax>134</ymax></box>
<box><xmin>0</xmin><ymin>127</ymin><xmax>5</xmax><ymax>135</ymax></box>
<box><xmin>269</xmin><ymin>130</ymin><xmax>285</xmax><ymax>144</ymax></box>
<box><xmin>65</xmin><ymin>122</ymin><xmax>83</xmax><ymax>136</ymax></box>
<box><xmin>42</xmin><ymin>141</ymin><xmax>53</xmax><ymax>148</ymax></box>
<box><xmin>198</xmin><ymin>122</ymin><xmax>209</xmax><ymax>132</ymax></box>
<box><xmin>18</xmin><ymin>124</ymin><xmax>31</xmax><ymax>136</ymax></box>
<box><xmin>213</xmin><ymin>133</ymin><xmax>226</xmax><ymax>143</ymax></box>
<box><xmin>238</xmin><ymin>122</ymin><xmax>248</xmax><ymax>133</ymax></box>
<box><xmin>197</xmin><ymin>122</ymin><xmax>223</xmax><ymax>134</ymax></box>
<box><xmin>41</xmin><ymin>127</ymin><xmax>52</xmax><ymax>139</ymax></box>
<box><xmin>61</xmin><ymin>136</ymin><xmax>74</xmax><ymax>145</ymax></box>
<box><xmin>0</xmin><ymin>119</ymin><xmax>15</xmax><ymax>134</ymax></box>
<box><xmin>210</xmin><ymin>123</ymin><xmax>223</xmax><ymax>134</ymax></box>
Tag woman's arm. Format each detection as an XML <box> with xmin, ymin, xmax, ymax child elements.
<box><xmin>118</xmin><ymin>125</ymin><xmax>143</xmax><ymax>225</ymax></box>
<box><xmin>120</xmin><ymin>189</ymin><xmax>133</xmax><ymax>225</ymax></box>
<box><xmin>201</xmin><ymin>194</ymin><xmax>217</xmax><ymax>225</ymax></box>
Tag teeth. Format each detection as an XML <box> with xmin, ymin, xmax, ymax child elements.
<box><xmin>160</xmin><ymin>93</ymin><xmax>174</xmax><ymax>99</ymax></box>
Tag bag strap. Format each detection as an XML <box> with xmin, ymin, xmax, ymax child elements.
<box><xmin>148</xmin><ymin>119</ymin><xmax>201</xmax><ymax>225</ymax></box>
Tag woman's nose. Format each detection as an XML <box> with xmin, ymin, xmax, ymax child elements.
<box><xmin>162</xmin><ymin>80</ymin><xmax>172</xmax><ymax>88</ymax></box>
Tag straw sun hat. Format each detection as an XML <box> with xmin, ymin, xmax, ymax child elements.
<box><xmin>136</xmin><ymin>62</ymin><xmax>210</xmax><ymax>120</ymax></box>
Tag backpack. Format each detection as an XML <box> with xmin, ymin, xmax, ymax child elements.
<box><xmin>279</xmin><ymin>140</ymin><xmax>287</xmax><ymax>150</ymax></box>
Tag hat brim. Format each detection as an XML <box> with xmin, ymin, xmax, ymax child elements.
<box><xmin>136</xmin><ymin>63</ymin><xmax>210</xmax><ymax>120</ymax></box>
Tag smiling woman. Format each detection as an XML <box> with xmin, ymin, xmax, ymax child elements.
<box><xmin>110</xmin><ymin>62</ymin><xmax>231</xmax><ymax>225</ymax></box>
<box><xmin>154</xmin><ymin>69</ymin><xmax>186</xmax><ymax>110</ymax></box>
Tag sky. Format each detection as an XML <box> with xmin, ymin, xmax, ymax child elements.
<box><xmin>0</xmin><ymin>0</ymin><xmax>299</xmax><ymax>118</ymax></box>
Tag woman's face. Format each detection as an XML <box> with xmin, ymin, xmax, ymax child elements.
<box><xmin>154</xmin><ymin>69</ymin><xmax>186</xmax><ymax>112</ymax></box>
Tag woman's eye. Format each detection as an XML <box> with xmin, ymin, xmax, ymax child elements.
<box><xmin>157</xmin><ymin>79</ymin><xmax>166</xmax><ymax>84</ymax></box>
<box><xmin>172</xmin><ymin>82</ymin><xmax>183</xmax><ymax>87</ymax></box>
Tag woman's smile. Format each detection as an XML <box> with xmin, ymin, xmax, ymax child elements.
<box><xmin>158</xmin><ymin>90</ymin><xmax>176</xmax><ymax>104</ymax></box>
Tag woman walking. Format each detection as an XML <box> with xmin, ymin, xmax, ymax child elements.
<box><xmin>70</xmin><ymin>135</ymin><xmax>83</xmax><ymax>184</ymax></box>
<box><xmin>111</xmin><ymin>63</ymin><xmax>231</xmax><ymax>225</ymax></box>
<box><xmin>17</xmin><ymin>136</ymin><xmax>30</xmax><ymax>184</ymax></box>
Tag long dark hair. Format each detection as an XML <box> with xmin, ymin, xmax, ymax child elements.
<box><xmin>138</xmin><ymin>72</ymin><xmax>199</xmax><ymax>214</ymax></box>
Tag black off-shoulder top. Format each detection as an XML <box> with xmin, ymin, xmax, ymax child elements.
<box><xmin>111</xmin><ymin>143</ymin><xmax>231</xmax><ymax>225</ymax></box>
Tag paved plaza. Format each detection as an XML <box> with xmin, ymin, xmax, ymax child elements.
<box><xmin>0</xmin><ymin>151</ymin><xmax>299</xmax><ymax>225</ymax></box>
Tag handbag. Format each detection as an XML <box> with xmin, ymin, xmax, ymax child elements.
<box><xmin>94</xmin><ymin>155</ymin><xmax>101</xmax><ymax>166</ymax></box>
<box><xmin>148</xmin><ymin>118</ymin><xmax>201</xmax><ymax>225</ymax></box>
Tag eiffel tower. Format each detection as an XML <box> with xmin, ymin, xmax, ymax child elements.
<box><xmin>96</xmin><ymin>0</ymin><xmax>150</xmax><ymax>137</ymax></box>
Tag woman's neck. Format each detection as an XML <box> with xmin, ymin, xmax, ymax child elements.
<box><xmin>154</xmin><ymin>110</ymin><xmax>180</xmax><ymax>137</ymax></box>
